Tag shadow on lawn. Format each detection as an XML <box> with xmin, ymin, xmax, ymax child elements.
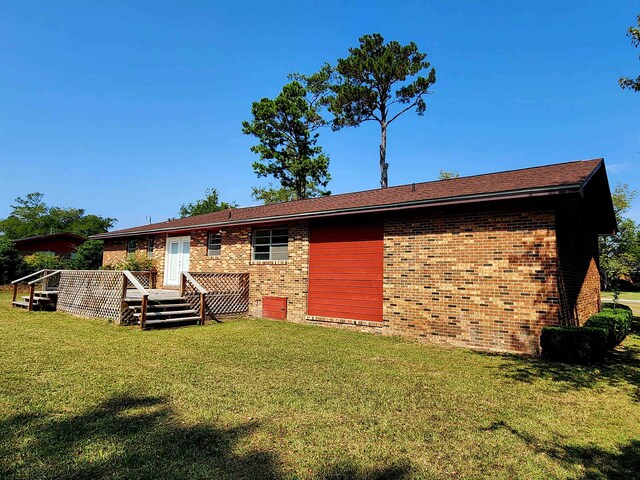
<box><xmin>0</xmin><ymin>394</ymin><xmax>278</xmax><ymax>480</ymax></box>
<box><xmin>485</xmin><ymin>325</ymin><xmax>640</xmax><ymax>402</ymax></box>
<box><xmin>483</xmin><ymin>421</ymin><xmax>640</xmax><ymax>479</ymax></box>
<box><xmin>0</xmin><ymin>394</ymin><xmax>413</xmax><ymax>480</ymax></box>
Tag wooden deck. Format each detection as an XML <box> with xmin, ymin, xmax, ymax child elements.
<box><xmin>125</xmin><ymin>289</ymin><xmax>182</xmax><ymax>301</ymax></box>
<box><xmin>11</xmin><ymin>270</ymin><xmax>250</xmax><ymax>327</ymax></box>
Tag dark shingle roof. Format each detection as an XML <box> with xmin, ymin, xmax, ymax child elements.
<box><xmin>91</xmin><ymin>158</ymin><xmax>604</xmax><ymax>239</ymax></box>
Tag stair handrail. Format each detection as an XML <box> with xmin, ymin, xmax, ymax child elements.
<box><xmin>10</xmin><ymin>269</ymin><xmax>46</xmax><ymax>285</ymax></box>
<box><xmin>182</xmin><ymin>272</ymin><xmax>208</xmax><ymax>294</ymax></box>
<box><xmin>27</xmin><ymin>269</ymin><xmax>62</xmax><ymax>285</ymax></box>
<box><xmin>122</xmin><ymin>270</ymin><xmax>149</xmax><ymax>329</ymax></box>
<box><xmin>181</xmin><ymin>272</ymin><xmax>208</xmax><ymax>326</ymax></box>
<box><xmin>22</xmin><ymin>269</ymin><xmax>62</xmax><ymax>312</ymax></box>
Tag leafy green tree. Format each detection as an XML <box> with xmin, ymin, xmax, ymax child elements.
<box><xmin>620</xmin><ymin>14</ymin><xmax>640</xmax><ymax>92</ymax></box>
<box><xmin>242</xmin><ymin>80</ymin><xmax>331</xmax><ymax>202</ymax></box>
<box><xmin>0</xmin><ymin>237</ymin><xmax>27</xmax><ymax>284</ymax></box>
<box><xmin>73</xmin><ymin>240</ymin><xmax>105</xmax><ymax>270</ymax></box>
<box><xmin>0</xmin><ymin>193</ymin><xmax>115</xmax><ymax>239</ymax></box>
<box><xmin>326</xmin><ymin>33</ymin><xmax>436</xmax><ymax>188</ymax></box>
<box><xmin>251</xmin><ymin>183</ymin><xmax>329</xmax><ymax>205</ymax></box>
<box><xmin>599</xmin><ymin>183</ymin><xmax>640</xmax><ymax>290</ymax></box>
<box><xmin>439</xmin><ymin>170</ymin><xmax>460</xmax><ymax>180</ymax></box>
<box><xmin>179</xmin><ymin>188</ymin><xmax>237</xmax><ymax>218</ymax></box>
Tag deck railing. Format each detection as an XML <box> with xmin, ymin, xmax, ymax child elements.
<box><xmin>127</xmin><ymin>271</ymin><xmax>157</xmax><ymax>289</ymax></box>
<box><xmin>180</xmin><ymin>272</ymin><xmax>207</xmax><ymax>326</ymax></box>
<box><xmin>123</xmin><ymin>271</ymin><xmax>150</xmax><ymax>329</ymax></box>
<box><xmin>185</xmin><ymin>272</ymin><xmax>250</xmax><ymax>318</ymax></box>
<box><xmin>10</xmin><ymin>269</ymin><xmax>61</xmax><ymax>309</ymax></box>
<box><xmin>42</xmin><ymin>270</ymin><xmax>155</xmax><ymax>323</ymax></box>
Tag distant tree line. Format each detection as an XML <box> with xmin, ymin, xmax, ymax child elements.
<box><xmin>0</xmin><ymin>193</ymin><xmax>115</xmax><ymax>283</ymax></box>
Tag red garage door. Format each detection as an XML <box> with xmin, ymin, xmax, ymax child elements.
<box><xmin>308</xmin><ymin>219</ymin><xmax>383</xmax><ymax>322</ymax></box>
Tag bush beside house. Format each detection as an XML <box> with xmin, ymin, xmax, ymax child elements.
<box><xmin>541</xmin><ymin>303</ymin><xmax>634</xmax><ymax>363</ymax></box>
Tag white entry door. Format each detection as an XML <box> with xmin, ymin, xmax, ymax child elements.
<box><xmin>165</xmin><ymin>236</ymin><xmax>190</xmax><ymax>286</ymax></box>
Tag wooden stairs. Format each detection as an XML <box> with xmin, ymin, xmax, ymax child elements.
<box><xmin>126</xmin><ymin>297</ymin><xmax>203</xmax><ymax>328</ymax></box>
<box><xmin>12</xmin><ymin>291</ymin><xmax>58</xmax><ymax>311</ymax></box>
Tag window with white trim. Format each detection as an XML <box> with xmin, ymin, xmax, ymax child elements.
<box><xmin>127</xmin><ymin>239</ymin><xmax>136</xmax><ymax>258</ymax></box>
<box><xmin>147</xmin><ymin>238</ymin><xmax>154</xmax><ymax>258</ymax></box>
<box><xmin>208</xmin><ymin>232</ymin><xmax>222</xmax><ymax>257</ymax></box>
<box><xmin>252</xmin><ymin>228</ymin><xmax>288</xmax><ymax>261</ymax></box>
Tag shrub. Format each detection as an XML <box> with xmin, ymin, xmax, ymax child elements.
<box><xmin>102</xmin><ymin>253</ymin><xmax>156</xmax><ymax>272</ymax></box>
<box><xmin>540</xmin><ymin>326</ymin><xmax>607</xmax><ymax>363</ymax></box>
<box><xmin>584</xmin><ymin>305</ymin><xmax>633</xmax><ymax>348</ymax></box>
<box><xmin>23</xmin><ymin>252</ymin><xmax>72</xmax><ymax>271</ymax></box>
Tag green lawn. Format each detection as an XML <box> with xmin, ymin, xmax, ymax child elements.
<box><xmin>601</xmin><ymin>292</ymin><xmax>640</xmax><ymax>316</ymax></box>
<box><xmin>1</xmin><ymin>293</ymin><xmax>639</xmax><ymax>479</ymax></box>
<box><xmin>602</xmin><ymin>291</ymin><xmax>640</xmax><ymax>301</ymax></box>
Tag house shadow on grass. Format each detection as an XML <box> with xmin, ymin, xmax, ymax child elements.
<box><xmin>478</xmin><ymin>322</ymin><xmax>640</xmax><ymax>403</ymax></box>
<box><xmin>482</xmin><ymin>420</ymin><xmax>640</xmax><ymax>479</ymax></box>
<box><xmin>0</xmin><ymin>394</ymin><xmax>414</xmax><ymax>480</ymax></box>
<box><xmin>0</xmin><ymin>394</ymin><xmax>280</xmax><ymax>480</ymax></box>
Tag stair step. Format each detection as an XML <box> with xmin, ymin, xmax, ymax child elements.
<box><xmin>131</xmin><ymin>302</ymin><xmax>192</xmax><ymax>310</ymax></box>
<box><xmin>35</xmin><ymin>291</ymin><xmax>58</xmax><ymax>296</ymax></box>
<box><xmin>133</xmin><ymin>309</ymin><xmax>198</xmax><ymax>318</ymax></box>
<box><xmin>12</xmin><ymin>301</ymin><xmax>30</xmax><ymax>308</ymax></box>
<box><xmin>142</xmin><ymin>316</ymin><xmax>201</xmax><ymax>325</ymax></box>
<box><xmin>22</xmin><ymin>296</ymin><xmax>50</xmax><ymax>302</ymax></box>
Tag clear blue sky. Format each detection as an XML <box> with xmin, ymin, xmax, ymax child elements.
<box><xmin>1</xmin><ymin>1</ymin><xmax>639</xmax><ymax>229</ymax></box>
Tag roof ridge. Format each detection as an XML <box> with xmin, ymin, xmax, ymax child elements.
<box><xmin>95</xmin><ymin>158</ymin><xmax>604</xmax><ymax>237</ymax></box>
<box><xmin>190</xmin><ymin>158</ymin><xmax>605</xmax><ymax>215</ymax></box>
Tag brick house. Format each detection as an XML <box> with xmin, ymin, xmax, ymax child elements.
<box><xmin>91</xmin><ymin>159</ymin><xmax>616</xmax><ymax>354</ymax></box>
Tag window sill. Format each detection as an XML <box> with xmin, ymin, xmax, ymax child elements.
<box><xmin>249</xmin><ymin>260</ymin><xmax>288</xmax><ymax>265</ymax></box>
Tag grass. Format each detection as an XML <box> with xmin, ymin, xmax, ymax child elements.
<box><xmin>1</xmin><ymin>293</ymin><xmax>640</xmax><ymax>479</ymax></box>
<box><xmin>602</xmin><ymin>291</ymin><xmax>640</xmax><ymax>301</ymax></box>
<box><xmin>601</xmin><ymin>291</ymin><xmax>640</xmax><ymax>316</ymax></box>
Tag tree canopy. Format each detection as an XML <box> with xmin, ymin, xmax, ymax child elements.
<box><xmin>620</xmin><ymin>14</ymin><xmax>640</xmax><ymax>92</ymax></box>
<box><xmin>599</xmin><ymin>183</ymin><xmax>640</xmax><ymax>290</ymax></box>
<box><xmin>242</xmin><ymin>80</ymin><xmax>331</xmax><ymax>203</ymax></box>
<box><xmin>325</xmin><ymin>33</ymin><xmax>436</xmax><ymax>188</ymax></box>
<box><xmin>179</xmin><ymin>188</ymin><xmax>237</xmax><ymax>218</ymax></box>
<box><xmin>438</xmin><ymin>170</ymin><xmax>460</xmax><ymax>180</ymax></box>
<box><xmin>0</xmin><ymin>193</ymin><xmax>115</xmax><ymax>239</ymax></box>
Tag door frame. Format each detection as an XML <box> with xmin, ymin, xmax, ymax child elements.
<box><xmin>164</xmin><ymin>235</ymin><xmax>191</xmax><ymax>286</ymax></box>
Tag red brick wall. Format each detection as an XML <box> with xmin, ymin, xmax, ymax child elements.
<box><xmin>102</xmin><ymin>236</ymin><xmax>164</xmax><ymax>280</ymax></box>
<box><xmin>555</xmin><ymin>208</ymin><xmax>601</xmax><ymax>326</ymax></box>
<box><xmin>102</xmin><ymin>239</ymin><xmax>127</xmax><ymax>266</ymax></box>
<box><xmin>380</xmin><ymin>206</ymin><xmax>560</xmax><ymax>354</ymax></box>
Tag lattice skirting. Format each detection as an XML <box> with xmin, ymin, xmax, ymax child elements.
<box><xmin>188</xmin><ymin>272</ymin><xmax>250</xmax><ymax>316</ymax></box>
<box><xmin>57</xmin><ymin>270</ymin><xmax>123</xmax><ymax>321</ymax></box>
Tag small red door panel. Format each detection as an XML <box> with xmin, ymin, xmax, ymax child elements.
<box><xmin>262</xmin><ymin>296</ymin><xmax>287</xmax><ymax>320</ymax></box>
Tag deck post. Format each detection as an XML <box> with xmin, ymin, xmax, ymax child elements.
<box><xmin>28</xmin><ymin>284</ymin><xmax>35</xmax><ymax>312</ymax></box>
<box><xmin>180</xmin><ymin>273</ymin><xmax>185</xmax><ymax>297</ymax></box>
<box><xmin>42</xmin><ymin>269</ymin><xmax>49</xmax><ymax>292</ymax></box>
<box><xmin>121</xmin><ymin>274</ymin><xmax>128</xmax><ymax>300</ymax></box>
<box><xmin>150</xmin><ymin>271</ymin><xmax>157</xmax><ymax>289</ymax></box>
<box><xmin>199</xmin><ymin>292</ymin><xmax>206</xmax><ymax>326</ymax></box>
<box><xmin>140</xmin><ymin>294</ymin><xmax>148</xmax><ymax>330</ymax></box>
<box><xmin>12</xmin><ymin>283</ymin><xmax>17</xmax><ymax>303</ymax></box>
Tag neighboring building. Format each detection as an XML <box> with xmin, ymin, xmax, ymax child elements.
<box><xmin>12</xmin><ymin>232</ymin><xmax>86</xmax><ymax>258</ymax></box>
<box><xmin>91</xmin><ymin>159</ymin><xmax>616</xmax><ymax>354</ymax></box>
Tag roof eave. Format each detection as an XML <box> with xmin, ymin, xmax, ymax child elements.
<box><xmin>90</xmin><ymin>184</ymin><xmax>581</xmax><ymax>240</ymax></box>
